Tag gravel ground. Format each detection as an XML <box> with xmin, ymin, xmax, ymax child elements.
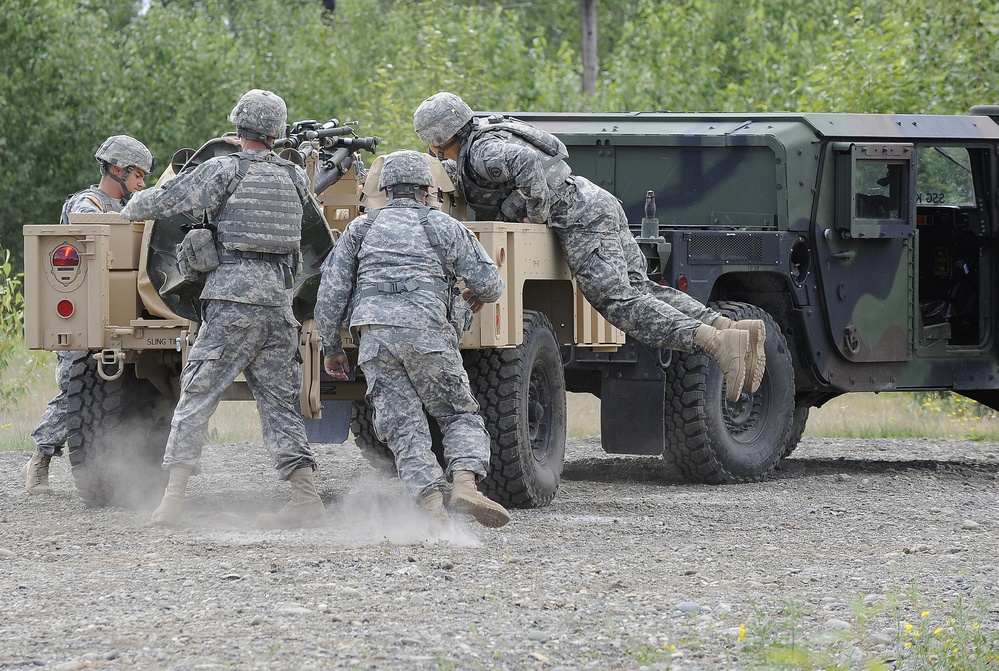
<box><xmin>1</xmin><ymin>436</ymin><xmax>998</xmax><ymax>670</ymax></box>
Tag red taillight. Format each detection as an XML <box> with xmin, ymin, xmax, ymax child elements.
<box><xmin>57</xmin><ymin>299</ymin><xmax>75</xmax><ymax>318</ymax></box>
<box><xmin>52</xmin><ymin>244</ymin><xmax>80</xmax><ymax>268</ymax></box>
<box><xmin>676</xmin><ymin>275</ymin><xmax>689</xmax><ymax>292</ymax></box>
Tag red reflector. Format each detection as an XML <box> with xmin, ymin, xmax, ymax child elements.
<box><xmin>52</xmin><ymin>244</ymin><xmax>80</xmax><ymax>268</ymax></box>
<box><xmin>677</xmin><ymin>275</ymin><xmax>689</xmax><ymax>292</ymax></box>
<box><xmin>57</xmin><ymin>299</ymin><xmax>75</xmax><ymax>318</ymax></box>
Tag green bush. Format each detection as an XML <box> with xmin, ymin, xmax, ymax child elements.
<box><xmin>0</xmin><ymin>243</ymin><xmax>40</xmax><ymax>403</ymax></box>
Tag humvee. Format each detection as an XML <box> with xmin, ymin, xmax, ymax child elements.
<box><xmin>519</xmin><ymin>105</ymin><xmax>999</xmax><ymax>484</ymax></box>
<box><xmin>24</xmin><ymin>106</ymin><xmax>999</xmax><ymax>509</ymax></box>
<box><xmin>23</xmin><ymin>120</ymin><xmax>626</xmax><ymax>510</ymax></box>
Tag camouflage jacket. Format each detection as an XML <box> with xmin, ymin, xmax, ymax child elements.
<box><xmin>121</xmin><ymin>149</ymin><xmax>309</xmax><ymax>310</ymax></box>
<box><xmin>315</xmin><ymin>199</ymin><xmax>504</xmax><ymax>348</ymax></box>
<box><xmin>446</xmin><ymin>129</ymin><xmax>594</xmax><ymax>229</ymax></box>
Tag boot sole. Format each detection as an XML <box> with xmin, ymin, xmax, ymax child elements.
<box><xmin>450</xmin><ymin>495</ymin><xmax>510</xmax><ymax>528</ymax></box>
<box><xmin>742</xmin><ymin>321</ymin><xmax>766</xmax><ymax>394</ymax></box>
<box><xmin>725</xmin><ymin>330</ymin><xmax>749</xmax><ymax>403</ymax></box>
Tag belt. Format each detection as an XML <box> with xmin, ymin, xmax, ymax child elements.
<box><xmin>356</xmin><ymin>278</ymin><xmax>448</xmax><ymax>299</ymax></box>
<box><xmin>220</xmin><ymin>249</ymin><xmax>290</xmax><ymax>262</ymax></box>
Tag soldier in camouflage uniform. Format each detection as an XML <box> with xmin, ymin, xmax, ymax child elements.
<box><xmin>413</xmin><ymin>92</ymin><xmax>767</xmax><ymax>403</ymax></box>
<box><xmin>24</xmin><ymin>135</ymin><xmax>154</xmax><ymax>495</ymax></box>
<box><xmin>316</xmin><ymin>150</ymin><xmax>510</xmax><ymax>529</ymax></box>
<box><xmin>119</xmin><ymin>90</ymin><xmax>326</xmax><ymax>529</ymax></box>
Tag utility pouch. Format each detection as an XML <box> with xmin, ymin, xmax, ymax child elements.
<box><xmin>178</xmin><ymin>227</ymin><xmax>220</xmax><ymax>274</ymax></box>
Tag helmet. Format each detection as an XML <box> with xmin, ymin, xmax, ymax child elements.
<box><xmin>228</xmin><ymin>89</ymin><xmax>288</xmax><ymax>139</ymax></box>
<box><xmin>95</xmin><ymin>135</ymin><xmax>154</xmax><ymax>173</ymax></box>
<box><xmin>377</xmin><ymin>150</ymin><xmax>435</xmax><ymax>191</ymax></box>
<box><xmin>413</xmin><ymin>92</ymin><xmax>473</xmax><ymax>147</ymax></box>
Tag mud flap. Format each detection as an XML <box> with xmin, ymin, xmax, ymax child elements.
<box><xmin>600</xmin><ymin>377</ymin><xmax>667</xmax><ymax>455</ymax></box>
<box><xmin>303</xmin><ymin>398</ymin><xmax>352</xmax><ymax>444</ymax></box>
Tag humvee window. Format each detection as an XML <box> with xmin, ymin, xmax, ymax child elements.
<box><xmin>916</xmin><ymin>146</ymin><xmax>976</xmax><ymax>207</ymax></box>
<box><xmin>854</xmin><ymin>161</ymin><xmax>907</xmax><ymax>219</ymax></box>
<box><xmin>835</xmin><ymin>142</ymin><xmax>915</xmax><ymax>239</ymax></box>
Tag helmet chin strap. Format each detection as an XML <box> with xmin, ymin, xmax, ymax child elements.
<box><xmin>103</xmin><ymin>163</ymin><xmax>137</xmax><ymax>202</ymax></box>
<box><xmin>386</xmin><ymin>185</ymin><xmax>429</xmax><ymax>202</ymax></box>
<box><xmin>238</xmin><ymin>127</ymin><xmax>275</xmax><ymax>150</ymax></box>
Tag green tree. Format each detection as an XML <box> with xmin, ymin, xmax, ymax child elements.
<box><xmin>4</xmin><ymin>0</ymin><xmax>999</xmax><ymax>279</ymax></box>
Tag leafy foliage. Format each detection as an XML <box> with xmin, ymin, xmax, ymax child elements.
<box><xmin>2</xmin><ymin>0</ymin><xmax>998</xmax><ymax>274</ymax></box>
<box><xmin>0</xmin><ymin>244</ymin><xmax>41</xmax><ymax>403</ymax></box>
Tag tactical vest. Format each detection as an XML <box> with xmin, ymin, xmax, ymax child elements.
<box><xmin>59</xmin><ymin>187</ymin><xmax>119</xmax><ymax>224</ymax></box>
<box><xmin>456</xmin><ymin>115</ymin><xmax>573</xmax><ymax>220</ymax></box>
<box><xmin>353</xmin><ymin>202</ymin><xmax>452</xmax><ymax>302</ymax></box>
<box><xmin>215</xmin><ymin>152</ymin><xmax>304</xmax><ymax>255</ymax></box>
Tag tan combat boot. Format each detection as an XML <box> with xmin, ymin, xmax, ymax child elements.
<box><xmin>693</xmin><ymin>324</ymin><xmax>750</xmax><ymax>403</ymax></box>
<box><xmin>256</xmin><ymin>467</ymin><xmax>328</xmax><ymax>530</ymax></box>
<box><xmin>419</xmin><ymin>490</ymin><xmax>453</xmax><ymax>535</ymax></box>
<box><xmin>24</xmin><ymin>449</ymin><xmax>53</xmax><ymax>495</ymax></box>
<box><xmin>450</xmin><ymin>471</ymin><xmax>510</xmax><ymax>528</ymax></box>
<box><xmin>712</xmin><ymin>316</ymin><xmax>767</xmax><ymax>393</ymax></box>
<box><xmin>150</xmin><ymin>467</ymin><xmax>193</xmax><ymax>527</ymax></box>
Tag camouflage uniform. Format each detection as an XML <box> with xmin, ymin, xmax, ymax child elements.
<box><xmin>315</xmin><ymin>199</ymin><xmax>504</xmax><ymax>501</ymax></box>
<box><xmin>446</xmin><ymin>128</ymin><xmax>720</xmax><ymax>352</ymax></box>
<box><xmin>32</xmin><ymin>188</ymin><xmax>126</xmax><ymax>457</ymax></box>
<box><xmin>120</xmin><ymin>150</ymin><xmax>317</xmax><ymax>479</ymax></box>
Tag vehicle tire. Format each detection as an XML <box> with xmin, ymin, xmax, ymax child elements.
<box><xmin>349</xmin><ymin>401</ymin><xmax>445</xmax><ymax>476</ymax></box>
<box><xmin>466</xmin><ymin>311</ymin><xmax>567</xmax><ymax>508</ymax></box>
<box><xmin>663</xmin><ymin>301</ymin><xmax>794</xmax><ymax>484</ymax></box>
<box><xmin>781</xmin><ymin>405</ymin><xmax>810</xmax><ymax>459</ymax></box>
<box><xmin>349</xmin><ymin>401</ymin><xmax>397</xmax><ymax>475</ymax></box>
<box><xmin>65</xmin><ymin>356</ymin><xmax>177</xmax><ymax>508</ymax></box>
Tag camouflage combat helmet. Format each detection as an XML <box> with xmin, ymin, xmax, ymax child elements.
<box><xmin>228</xmin><ymin>89</ymin><xmax>288</xmax><ymax>143</ymax></box>
<box><xmin>413</xmin><ymin>92</ymin><xmax>474</xmax><ymax>148</ymax></box>
<box><xmin>377</xmin><ymin>150</ymin><xmax>435</xmax><ymax>191</ymax></box>
<box><xmin>95</xmin><ymin>135</ymin><xmax>154</xmax><ymax>174</ymax></box>
<box><xmin>95</xmin><ymin>135</ymin><xmax>154</xmax><ymax>201</ymax></box>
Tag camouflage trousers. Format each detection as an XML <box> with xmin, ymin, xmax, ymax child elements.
<box><xmin>31</xmin><ymin>351</ymin><xmax>77</xmax><ymax>456</ymax></box>
<box><xmin>556</xmin><ymin>192</ymin><xmax>719</xmax><ymax>351</ymax></box>
<box><xmin>164</xmin><ymin>300</ymin><xmax>315</xmax><ymax>479</ymax></box>
<box><xmin>358</xmin><ymin>326</ymin><xmax>489</xmax><ymax>501</ymax></box>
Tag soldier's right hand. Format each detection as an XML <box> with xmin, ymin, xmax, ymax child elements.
<box><xmin>462</xmin><ymin>288</ymin><xmax>485</xmax><ymax>314</ymax></box>
<box><xmin>324</xmin><ymin>353</ymin><xmax>351</xmax><ymax>380</ymax></box>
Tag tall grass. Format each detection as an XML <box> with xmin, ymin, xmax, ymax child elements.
<box><xmin>0</xmin><ymin>349</ymin><xmax>263</xmax><ymax>451</ymax></box>
<box><xmin>804</xmin><ymin>391</ymin><xmax>999</xmax><ymax>441</ymax></box>
<box><xmin>4</xmin><ymin>355</ymin><xmax>999</xmax><ymax>452</ymax></box>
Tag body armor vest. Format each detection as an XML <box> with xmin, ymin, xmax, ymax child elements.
<box><xmin>59</xmin><ymin>187</ymin><xmax>118</xmax><ymax>224</ymax></box>
<box><xmin>457</xmin><ymin>116</ymin><xmax>573</xmax><ymax>220</ymax></box>
<box><xmin>215</xmin><ymin>152</ymin><xmax>303</xmax><ymax>254</ymax></box>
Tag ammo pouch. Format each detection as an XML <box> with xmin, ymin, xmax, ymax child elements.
<box><xmin>178</xmin><ymin>227</ymin><xmax>220</xmax><ymax>277</ymax></box>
